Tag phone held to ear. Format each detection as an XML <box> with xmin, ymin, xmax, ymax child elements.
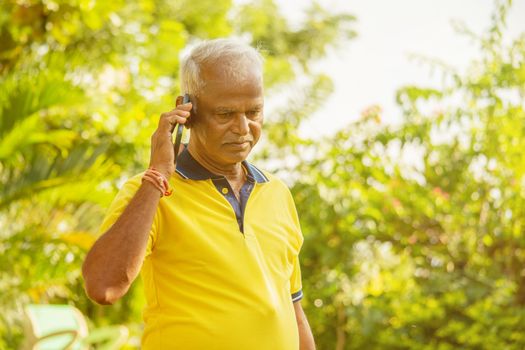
<box><xmin>173</xmin><ymin>93</ymin><xmax>190</xmax><ymax>165</ymax></box>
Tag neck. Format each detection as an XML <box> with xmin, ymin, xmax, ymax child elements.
<box><xmin>187</xmin><ymin>142</ymin><xmax>245</xmax><ymax>181</ymax></box>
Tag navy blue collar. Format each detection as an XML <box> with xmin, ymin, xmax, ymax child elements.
<box><xmin>175</xmin><ymin>147</ymin><xmax>269</xmax><ymax>183</ymax></box>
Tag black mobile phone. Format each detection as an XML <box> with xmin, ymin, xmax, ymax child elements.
<box><xmin>173</xmin><ymin>93</ymin><xmax>190</xmax><ymax>165</ymax></box>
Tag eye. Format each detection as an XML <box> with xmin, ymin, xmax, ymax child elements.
<box><xmin>217</xmin><ymin>112</ymin><xmax>235</xmax><ymax>118</ymax></box>
<box><xmin>246</xmin><ymin>110</ymin><xmax>261</xmax><ymax>119</ymax></box>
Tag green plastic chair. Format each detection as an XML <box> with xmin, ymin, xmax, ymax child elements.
<box><xmin>21</xmin><ymin>304</ymin><xmax>129</xmax><ymax>350</ymax></box>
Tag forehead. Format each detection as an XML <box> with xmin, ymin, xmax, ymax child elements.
<box><xmin>198</xmin><ymin>61</ymin><xmax>264</xmax><ymax>108</ymax></box>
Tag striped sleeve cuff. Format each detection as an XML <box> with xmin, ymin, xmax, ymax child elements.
<box><xmin>291</xmin><ymin>290</ymin><xmax>303</xmax><ymax>302</ymax></box>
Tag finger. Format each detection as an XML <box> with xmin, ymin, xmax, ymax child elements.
<box><xmin>162</xmin><ymin>109</ymin><xmax>190</xmax><ymax>118</ymax></box>
<box><xmin>167</xmin><ymin>115</ymin><xmax>189</xmax><ymax>126</ymax></box>
<box><xmin>159</xmin><ymin>114</ymin><xmax>188</xmax><ymax>133</ymax></box>
<box><xmin>172</xmin><ymin>102</ymin><xmax>192</xmax><ymax>112</ymax></box>
<box><xmin>163</xmin><ymin>113</ymin><xmax>189</xmax><ymax>134</ymax></box>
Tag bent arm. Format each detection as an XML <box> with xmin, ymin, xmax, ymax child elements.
<box><xmin>82</xmin><ymin>181</ymin><xmax>161</xmax><ymax>305</ymax></box>
<box><xmin>294</xmin><ymin>301</ymin><xmax>316</xmax><ymax>350</ymax></box>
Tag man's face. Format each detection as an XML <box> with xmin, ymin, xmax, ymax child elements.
<box><xmin>189</xmin><ymin>62</ymin><xmax>264</xmax><ymax>165</ymax></box>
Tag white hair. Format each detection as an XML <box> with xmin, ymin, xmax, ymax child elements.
<box><xmin>180</xmin><ymin>38</ymin><xmax>264</xmax><ymax>96</ymax></box>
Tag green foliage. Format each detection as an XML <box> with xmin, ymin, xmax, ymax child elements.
<box><xmin>263</xmin><ymin>1</ymin><xmax>525</xmax><ymax>348</ymax></box>
<box><xmin>0</xmin><ymin>0</ymin><xmax>353</xmax><ymax>349</ymax></box>
<box><xmin>3</xmin><ymin>0</ymin><xmax>523</xmax><ymax>348</ymax></box>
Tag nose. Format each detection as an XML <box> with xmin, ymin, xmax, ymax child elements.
<box><xmin>232</xmin><ymin>114</ymin><xmax>249</xmax><ymax>136</ymax></box>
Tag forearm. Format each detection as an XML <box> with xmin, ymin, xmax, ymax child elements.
<box><xmin>82</xmin><ymin>181</ymin><xmax>161</xmax><ymax>304</ymax></box>
<box><xmin>298</xmin><ymin>316</ymin><xmax>316</xmax><ymax>350</ymax></box>
<box><xmin>294</xmin><ymin>302</ymin><xmax>316</xmax><ymax>350</ymax></box>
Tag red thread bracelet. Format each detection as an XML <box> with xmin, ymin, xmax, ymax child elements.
<box><xmin>142</xmin><ymin>167</ymin><xmax>173</xmax><ymax>197</ymax></box>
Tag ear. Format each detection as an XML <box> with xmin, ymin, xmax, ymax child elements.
<box><xmin>175</xmin><ymin>94</ymin><xmax>194</xmax><ymax>129</ymax></box>
<box><xmin>185</xmin><ymin>107</ymin><xmax>194</xmax><ymax>129</ymax></box>
<box><xmin>185</xmin><ymin>95</ymin><xmax>197</xmax><ymax>129</ymax></box>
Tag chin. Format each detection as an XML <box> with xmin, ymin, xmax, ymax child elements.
<box><xmin>221</xmin><ymin>143</ymin><xmax>253</xmax><ymax>162</ymax></box>
<box><xmin>228</xmin><ymin>152</ymin><xmax>250</xmax><ymax>163</ymax></box>
<box><xmin>224</xmin><ymin>149</ymin><xmax>251</xmax><ymax>163</ymax></box>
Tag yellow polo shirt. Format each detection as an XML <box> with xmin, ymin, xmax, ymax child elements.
<box><xmin>97</xmin><ymin>149</ymin><xmax>304</xmax><ymax>349</ymax></box>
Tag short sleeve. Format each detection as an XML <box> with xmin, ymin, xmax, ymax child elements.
<box><xmin>290</xmin><ymin>254</ymin><xmax>303</xmax><ymax>302</ymax></box>
<box><xmin>97</xmin><ymin>173</ymin><xmax>159</xmax><ymax>258</ymax></box>
<box><xmin>284</xmin><ymin>182</ymin><xmax>304</xmax><ymax>303</ymax></box>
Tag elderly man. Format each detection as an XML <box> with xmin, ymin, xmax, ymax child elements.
<box><xmin>82</xmin><ymin>39</ymin><xmax>315</xmax><ymax>349</ymax></box>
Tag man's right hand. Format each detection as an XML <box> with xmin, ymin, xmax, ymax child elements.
<box><xmin>149</xmin><ymin>96</ymin><xmax>192</xmax><ymax>178</ymax></box>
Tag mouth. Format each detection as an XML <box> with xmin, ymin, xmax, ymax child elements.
<box><xmin>225</xmin><ymin>141</ymin><xmax>252</xmax><ymax>149</ymax></box>
<box><xmin>226</xmin><ymin>140</ymin><xmax>252</xmax><ymax>145</ymax></box>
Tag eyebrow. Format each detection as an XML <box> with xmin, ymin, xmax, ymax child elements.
<box><xmin>214</xmin><ymin>104</ymin><xmax>263</xmax><ymax>113</ymax></box>
<box><xmin>215</xmin><ymin>107</ymin><xmax>236</xmax><ymax>113</ymax></box>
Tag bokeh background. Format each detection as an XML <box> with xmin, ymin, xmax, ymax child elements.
<box><xmin>1</xmin><ymin>0</ymin><xmax>525</xmax><ymax>349</ymax></box>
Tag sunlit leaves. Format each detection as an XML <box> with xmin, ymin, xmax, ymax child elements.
<box><xmin>0</xmin><ymin>0</ymin><xmax>356</xmax><ymax>348</ymax></box>
<box><xmin>283</xmin><ymin>1</ymin><xmax>525</xmax><ymax>348</ymax></box>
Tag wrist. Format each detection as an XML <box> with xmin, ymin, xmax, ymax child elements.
<box><xmin>148</xmin><ymin>164</ymin><xmax>173</xmax><ymax>179</ymax></box>
<box><xmin>141</xmin><ymin>178</ymin><xmax>163</xmax><ymax>197</ymax></box>
<box><xmin>142</xmin><ymin>167</ymin><xmax>173</xmax><ymax>197</ymax></box>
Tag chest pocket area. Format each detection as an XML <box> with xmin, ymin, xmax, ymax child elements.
<box><xmin>247</xmin><ymin>219</ymin><xmax>295</xmax><ymax>283</ymax></box>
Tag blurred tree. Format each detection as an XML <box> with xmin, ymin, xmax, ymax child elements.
<box><xmin>0</xmin><ymin>0</ymin><xmax>354</xmax><ymax>348</ymax></box>
<box><xmin>269</xmin><ymin>0</ymin><xmax>525</xmax><ymax>348</ymax></box>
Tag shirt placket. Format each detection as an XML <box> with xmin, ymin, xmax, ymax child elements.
<box><xmin>212</xmin><ymin>178</ymin><xmax>254</xmax><ymax>234</ymax></box>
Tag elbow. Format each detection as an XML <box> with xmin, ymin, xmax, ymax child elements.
<box><xmin>94</xmin><ymin>295</ymin><xmax>116</xmax><ymax>306</ymax></box>
<box><xmin>84</xmin><ymin>282</ymin><xmax>124</xmax><ymax>305</ymax></box>
<box><xmin>83</xmin><ymin>276</ymin><xmax>114</xmax><ymax>305</ymax></box>
<box><xmin>86</xmin><ymin>285</ymin><xmax>118</xmax><ymax>305</ymax></box>
<box><xmin>82</xmin><ymin>263</ymin><xmax>127</xmax><ymax>305</ymax></box>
